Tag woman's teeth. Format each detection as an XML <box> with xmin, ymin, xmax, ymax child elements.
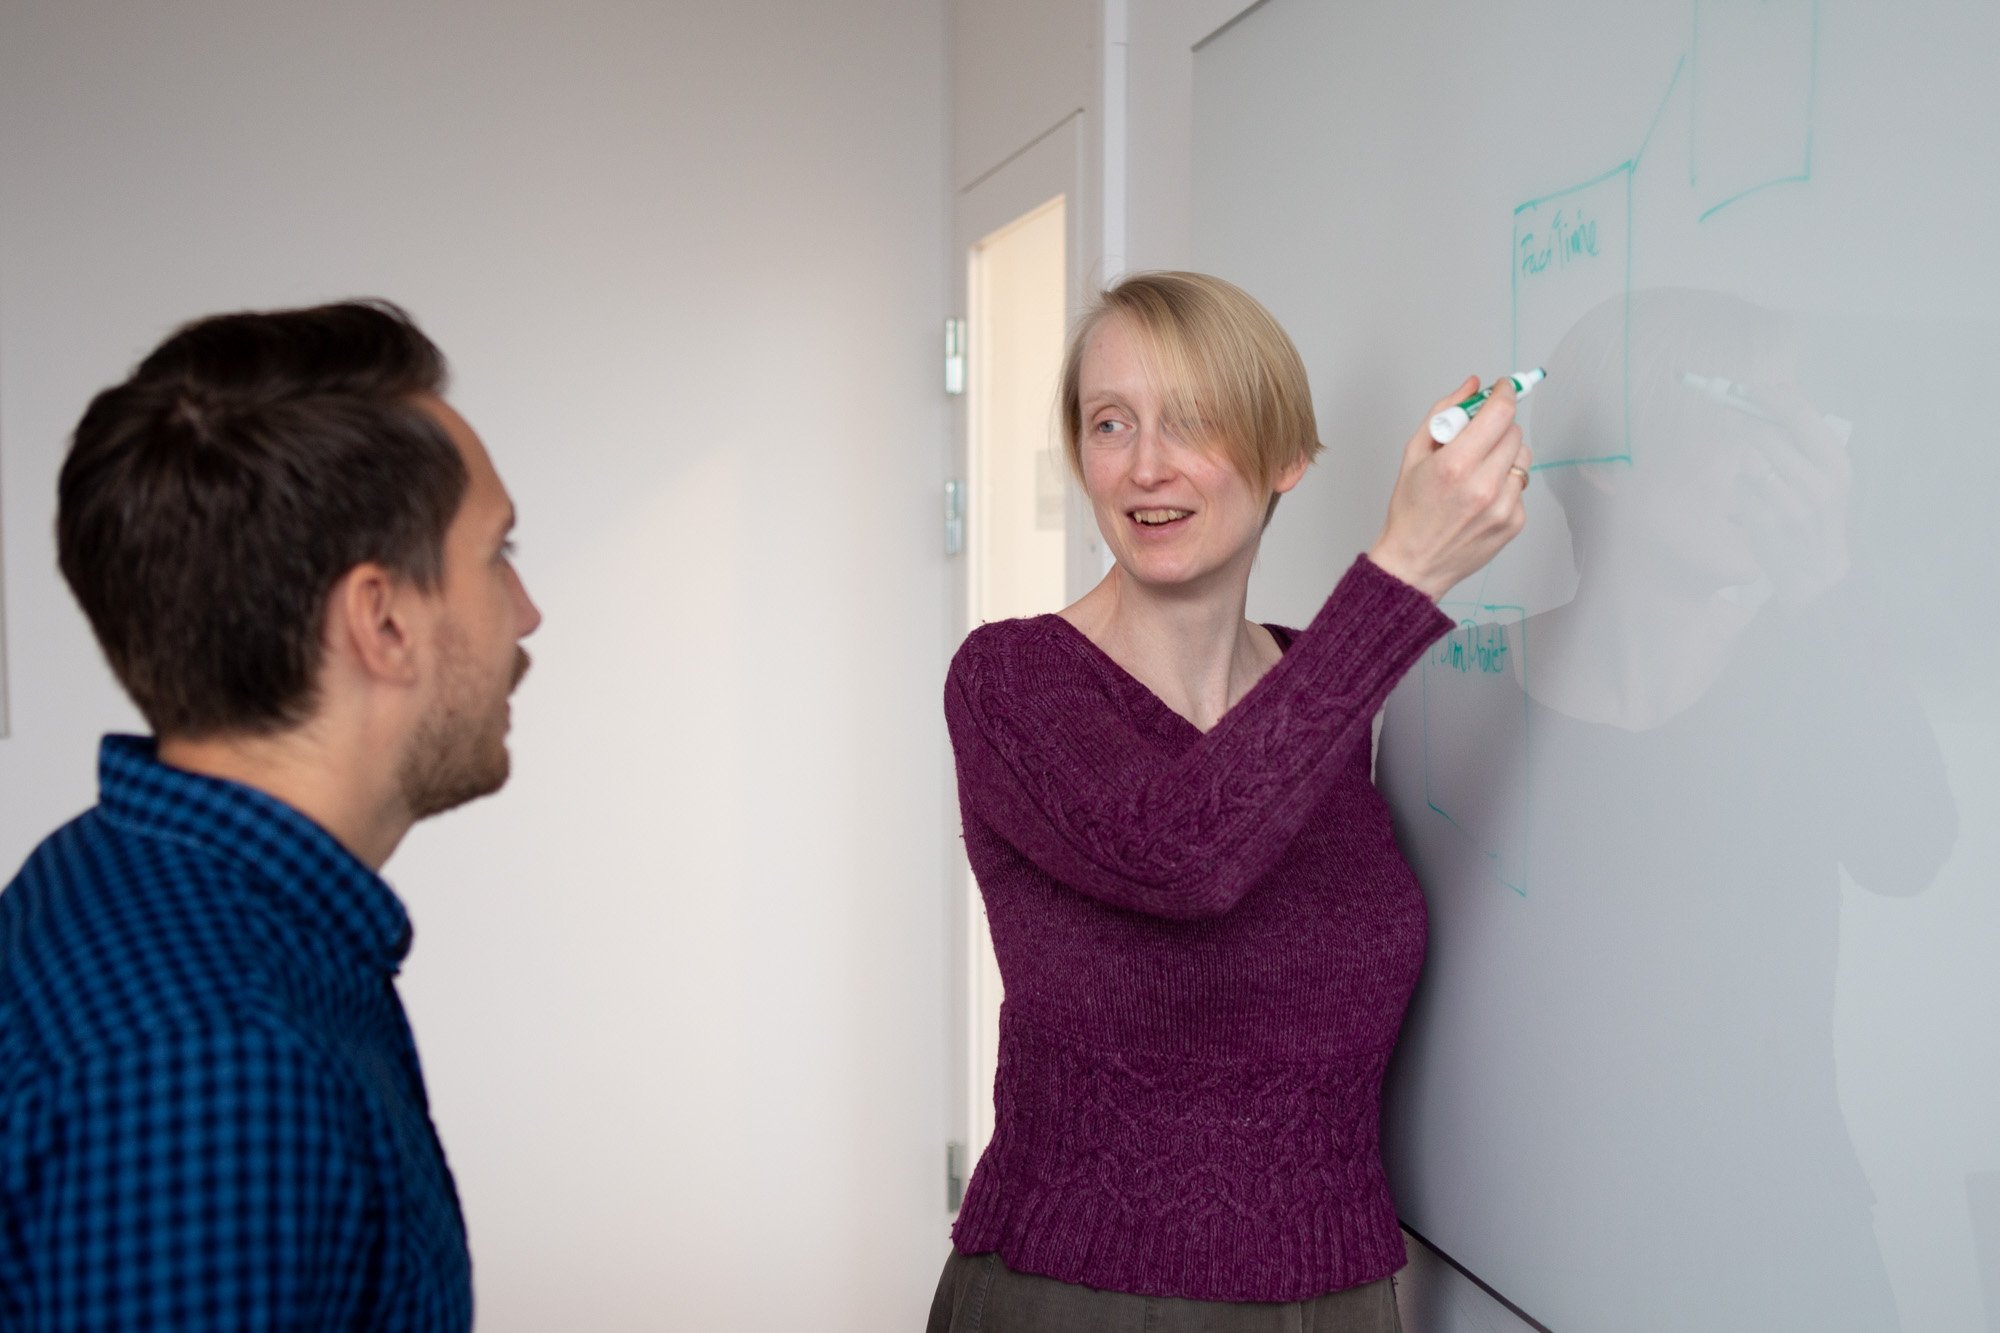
<box><xmin>1133</xmin><ymin>509</ymin><xmax>1191</xmax><ymax>526</ymax></box>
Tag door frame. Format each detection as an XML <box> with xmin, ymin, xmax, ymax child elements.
<box><xmin>944</xmin><ymin>111</ymin><xmax>1102</xmax><ymax>1201</ymax></box>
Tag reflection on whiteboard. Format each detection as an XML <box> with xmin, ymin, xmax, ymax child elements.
<box><xmin>1195</xmin><ymin>0</ymin><xmax>2000</xmax><ymax>1326</ymax></box>
<box><xmin>1406</xmin><ymin>289</ymin><xmax>1959</xmax><ymax>1328</ymax></box>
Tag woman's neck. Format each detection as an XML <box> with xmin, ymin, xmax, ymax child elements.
<box><xmin>1060</xmin><ymin>564</ymin><xmax>1279</xmax><ymax>732</ymax></box>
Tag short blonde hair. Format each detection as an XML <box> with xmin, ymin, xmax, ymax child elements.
<box><xmin>1058</xmin><ymin>271</ymin><xmax>1323</xmax><ymax>492</ymax></box>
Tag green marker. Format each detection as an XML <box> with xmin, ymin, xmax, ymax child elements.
<box><xmin>1430</xmin><ymin>369</ymin><xmax>1545</xmax><ymax>444</ymax></box>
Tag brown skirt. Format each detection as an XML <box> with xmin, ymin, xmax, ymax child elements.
<box><xmin>926</xmin><ymin>1252</ymin><xmax>1402</xmax><ymax>1333</ymax></box>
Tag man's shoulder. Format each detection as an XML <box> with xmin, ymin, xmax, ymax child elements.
<box><xmin>1</xmin><ymin>806</ymin><xmax>279</xmax><ymax>1073</ymax></box>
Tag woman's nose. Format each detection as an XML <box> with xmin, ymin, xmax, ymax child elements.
<box><xmin>1129</xmin><ymin>423</ymin><xmax>1176</xmax><ymax>485</ymax></box>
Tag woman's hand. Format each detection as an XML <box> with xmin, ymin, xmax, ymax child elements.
<box><xmin>1366</xmin><ymin>375</ymin><xmax>1532</xmax><ymax>600</ymax></box>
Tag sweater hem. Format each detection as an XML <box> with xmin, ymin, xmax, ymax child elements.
<box><xmin>947</xmin><ymin>1216</ymin><xmax>1409</xmax><ymax>1305</ymax></box>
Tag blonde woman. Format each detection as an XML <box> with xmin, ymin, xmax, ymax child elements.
<box><xmin>931</xmin><ymin>272</ymin><xmax>1529</xmax><ymax>1331</ymax></box>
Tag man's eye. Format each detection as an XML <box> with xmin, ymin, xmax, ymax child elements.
<box><xmin>498</xmin><ymin>539</ymin><xmax>518</xmax><ymax>560</ymax></box>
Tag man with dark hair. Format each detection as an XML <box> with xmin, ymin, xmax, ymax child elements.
<box><xmin>0</xmin><ymin>301</ymin><xmax>539</xmax><ymax>1329</ymax></box>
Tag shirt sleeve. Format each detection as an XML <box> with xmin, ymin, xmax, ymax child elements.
<box><xmin>14</xmin><ymin>1022</ymin><xmax>376</xmax><ymax>1331</ymax></box>
<box><xmin>946</xmin><ymin>554</ymin><xmax>1451</xmax><ymax>920</ymax></box>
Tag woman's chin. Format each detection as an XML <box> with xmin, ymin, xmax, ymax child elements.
<box><xmin>1120</xmin><ymin>555</ymin><xmax>1222</xmax><ymax>594</ymax></box>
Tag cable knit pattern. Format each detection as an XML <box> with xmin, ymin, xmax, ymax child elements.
<box><xmin>944</xmin><ymin>555</ymin><xmax>1452</xmax><ymax>1302</ymax></box>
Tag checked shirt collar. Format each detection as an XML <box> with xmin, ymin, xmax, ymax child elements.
<box><xmin>94</xmin><ymin>734</ymin><xmax>414</xmax><ymax>975</ymax></box>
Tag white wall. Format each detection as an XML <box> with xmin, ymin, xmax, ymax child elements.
<box><xmin>1124</xmin><ymin>0</ymin><xmax>1265</xmax><ymax>272</ymax></box>
<box><xmin>952</xmin><ymin>0</ymin><xmax>1097</xmax><ymax>193</ymax></box>
<box><xmin>945</xmin><ymin>0</ymin><xmax>1248</xmax><ymax>276</ymax></box>
<box><xmin>0</xmin><ymin>2</ymin><xmax>952</xmax><ymax>1328</ymax></box>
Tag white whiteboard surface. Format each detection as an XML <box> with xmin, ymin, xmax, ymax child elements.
<box><xmin>1195</xmin><ymin>2</ymin><xmax>1999</xmax><ymax>1328</ymax></box>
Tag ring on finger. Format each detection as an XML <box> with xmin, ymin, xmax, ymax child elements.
<box><xmin>1508</xmin><ymin>464</ymin><xmax>1530</xmax><ymax>488</ymax></box>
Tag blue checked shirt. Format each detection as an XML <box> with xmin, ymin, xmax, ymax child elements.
<box><xmin>0</xmin><ymin>736</ymin><xmax>473</xmax><ymax>1331</ymax></box>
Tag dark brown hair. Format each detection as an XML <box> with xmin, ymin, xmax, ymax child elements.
<box><xmin>58</xmin><ymin>300</ymin><xmax>468</xmax><ymax>739</ymax></box>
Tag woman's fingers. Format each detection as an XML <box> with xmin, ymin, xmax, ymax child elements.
<box><xmin>1472</xmin><ymin>414</ymin><xmax>1525</xmax><ymax>484</ymax></box>
<box><xmin>1438</xmin><ymin>377</ymin><xmax>1519</xmax><ymax>471</ymax></box>
<box><xmin>1408</xmin><ymin>376</ymin><xmax>1488</xmax><ymax>470</ymax></box>
<box><xmin>1373</xmin><ymin>376</ymin><xmax>1535</xmax><ymax>598</ymax></box>
<box><xmin>1402</xmin><ymin>376</ymin><xmax>1484</xmax><ymax>467</ymax></box>
<box><xmin>1461</xmin><ymin>410</ymin><xmax>1528</xmax><ymax>512</ymax></box>
<box><xmin>1429</xmin><ymin>375</ymin><xmax>1481</xmax><ymax>416</ymax></box>
<box><xmin>1422</xmin><ymin>378</ymin><xmax>1530</xmax><ymax>519</ymax></box>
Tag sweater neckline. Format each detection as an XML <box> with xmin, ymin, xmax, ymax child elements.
<box><xmin>1032</xmin><ymin>614</ymin><xmax>1297</xmax><ymax>736</ymax></box>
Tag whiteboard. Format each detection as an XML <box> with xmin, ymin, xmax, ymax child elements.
<box><xmin>1194</xmin><ymin>2</ymin><xmax>1999</xmax><ymax>1328</ymax></box>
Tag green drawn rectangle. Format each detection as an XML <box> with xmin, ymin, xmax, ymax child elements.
<box><xmin>1512</xmin><ymin>164</ymin><xmax>1635</xmax><ymax>469</ymax></box>
<box><xmin>1691</xmin><ymin>0</ymin><xmax>1819</xmax><ymax>222</ymax></box>
<box><xmin>1421</xmin><ymin>602</ymin><xmax>1531</xmax><ymax>897</ymax></box>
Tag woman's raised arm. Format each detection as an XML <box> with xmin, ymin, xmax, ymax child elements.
<box><xmin>946</xmin><ymin>555</ymin><xmax>1449</xmax><ymax>920</ymax></box>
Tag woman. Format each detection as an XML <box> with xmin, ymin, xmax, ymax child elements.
<box><xmin>929</xmin><ymin>272</ymin><xmax>1531</xmax><ymax>1330</ymax></box>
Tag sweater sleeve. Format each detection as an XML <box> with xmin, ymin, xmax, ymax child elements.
<box><xmin>945</xmin><ymin>555</ymin><xmax>1451</xmax><ymax>920</ymax></box>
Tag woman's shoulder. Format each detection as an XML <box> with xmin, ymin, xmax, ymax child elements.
<box><xmin>946</xmin><ymin>613</ymin><xmax>1116</xmax><ymax>715</ymax></box>
<box><xmin>952</xmin><ymin>613</ymin><xmax>1073</xmax><ymax>667</ymax></box>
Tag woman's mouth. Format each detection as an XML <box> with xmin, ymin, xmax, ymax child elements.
<box><xmin>1131</xmin><ymin>508</ymin><xmax>1192</xmax><ymax>528</ymax></box>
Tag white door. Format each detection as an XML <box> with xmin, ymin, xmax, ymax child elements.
<box><xmin>945</xmin><ymin>114</ymin><xmax>1100</xmax><ymax>1205</ymax></box>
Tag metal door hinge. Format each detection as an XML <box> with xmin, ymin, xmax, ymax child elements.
<box><xmin>946</xmin><ymin>1140</ymin><xmax>968</xmax><ymax>1212</ymax></box>
<box><xmin>944</xmin><ymin>480</ymin><xmax>965</xmax><ymax>557</ymax></box>
<box><xmin>944</xmin><ymin>318</ymin><xmax>967</xmax><ymax>395</ymax></box>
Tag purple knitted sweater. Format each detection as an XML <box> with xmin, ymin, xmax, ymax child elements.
<box><xmin>943</xmin><ymin>555</ymin><xmax>1452</xmax><ymax>1302</ymax></box>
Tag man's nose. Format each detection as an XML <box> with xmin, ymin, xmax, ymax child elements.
<box><xmin>514</xmin><ymin>575</ymin><xmax>543</xmax><ymax>638</ymax></box>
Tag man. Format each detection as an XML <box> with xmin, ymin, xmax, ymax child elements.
<box><xmin>0</xmin><ymin>301</ymin><xmax>540</xmax><ymax>1329</ymax></box>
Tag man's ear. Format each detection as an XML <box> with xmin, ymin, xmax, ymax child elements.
<box><xmin>326</xmin><ymin>563</ymin><xmax>424</xmax><ymax>687</ymax></box>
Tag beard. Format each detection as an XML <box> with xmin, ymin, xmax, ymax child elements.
<box><xmin>399</xmin><ymin>628</ymin><xmax>531</xmax><ymax>821</ymax></box>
